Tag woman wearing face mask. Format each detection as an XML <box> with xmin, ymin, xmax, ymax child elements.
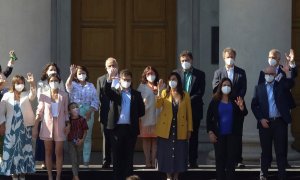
<box><xmin>206</xmin><ymin>77</ymin><xmax>248</xmax><ymax>180</ymax></box>
<box><xmin>137</xmin><ymin>66</ymin><xmax>160</xmax><ymax>168</ymax></box>
<box><xmin>0</xmin><ymin>73</ymin><xmax>36</xmax><ymax>180</ymax></box>
<box><xmin>33</xmin><ymin>74</ymin><xmax>70</xmax><ymax>180</ymax></box>
<box><xmin>66</xmin><ymin>65</ymin><xmax>99</xmax><ymax>167</ymax></box>
<box><xmin>155</xmin><ymin>72</ymin><xmax>192</xmax><ymax>180</ymax></box>
<box><xmin>36</xmin><ymin>63</ymin><xmax>65</xmax><ymax>169</ymax></box>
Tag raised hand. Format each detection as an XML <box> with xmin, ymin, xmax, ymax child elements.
<box><xmin>70</xmin><ymin>64</ymin><xmax>77</xmax><ymax>75</ymax></box>
<box><xmin>234</xmin><ymin>96</ymin><xmax>244</xmax><ymax>110</ymax></box>
<box><xmin>285</xmin><ymin>49</ymin><xmax>295</xmax><ymax>62</ymax></box>
<box><xmin>26</xmin><ymin>72</ymin><xmax>34</xmax><ymax>84</ymax></box>
<box><xmin>108</xmin><ymin>67</ymin><xmax>118</xmax><ymax>80</ymax></box>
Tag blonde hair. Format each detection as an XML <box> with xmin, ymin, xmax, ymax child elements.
<box><xmin>222</xmin><ymin>47</ymin><xmax>236</xmax><ymax>58</ymax></box>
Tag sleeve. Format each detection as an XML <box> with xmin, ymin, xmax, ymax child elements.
<box><xmin>212</xmin><ymin>70</ymin><xmax>220</xmax><ymax>93</ymax></box>
<box><xmin>66</xmin><ymin>81</ymin><xmax>74</xmax><ymax>93</ymax></box>
<box><xmin>90</xmin><ymin>84</ymin><xmax>100</xmax><ymax>110</ymax></box>
<box><xmin>191</xmin><ymin>71</ymin><xmax>205</xmax><ymax>102</ymax></box>
<box><xmin>185</xmin><ymin>93</ymin><xmax>193</xmax><ymax>132</ymax></box>
<box><xmin>37</xmin><ymin>81</ymin><xmax>43</xmax><ymax>101</ymax></box>
<box><xmin>64</xmin><ymin>94</ymin><xmax>69</xmax><ymax>122</ymax></box>
<box><xmin>239</xmin><ymin>70</ymin><xmax>247</xmax><ymax>98</ymax></box>
<box><xmin>251</xmin><ymin>86</ymin><xmax>263</xmax><ymax>121</ymax></box>
<box><xmin>59</xmin><ymin>80</ymin><xmax>66</xmax><ymax>92</ymax></box>
<box><xmin>155</xmin><ymin>90</ymin><xmax>165</xmax><ymax>108</ymax></box>
<box><xmin>3</xmin><ymin>66</ymin><xmax>13</xmax><ymax>78</ymax></box>
<box><xmin>137</xmin><ymin>91</ymin><xmax>145</xmax><ymax>118</ymax></box>
<box><xmin>206</xmin><ymin>100</ymin><xmax>215</xmax><ymax>133</ymax></box>
<box><xmin>257</xmin><ymin>71</ymin><xmax>265</xmax><ymax>85</ymax></box>
<box><xmin>36</xmin><ymin>95</ymin><xmax>45</xmax><ymax>118</ymax></box>
<box><xmin>0</xmin><ymin>95</ymin><xmax>8</xmax><ymax>125</ymax></box>
<box><xmin>104</xmin><ymin>80</ymin><xmax>121</xmax><ymax>105</ymax></box>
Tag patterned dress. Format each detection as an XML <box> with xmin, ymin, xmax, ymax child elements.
<box><xmin>0</xmin><ymin>101</ymin><xmax>35</xmax><ymax>175</ymax></box>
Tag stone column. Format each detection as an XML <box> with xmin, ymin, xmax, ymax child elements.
<box><xmin>208</xmin><ymin>0</ymin><xmax>300</xmax><ymax>163</ymax></box>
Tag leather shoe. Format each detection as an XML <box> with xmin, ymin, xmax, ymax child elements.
<box><xmin>189</xmin><ymin>162</ymin><xmax>198</xmax><ymax>168</ymax></box>
<box><xmin>102</xmin><ymin>161</ymin><xmax>111</xmax><ymax>168</ymax></box>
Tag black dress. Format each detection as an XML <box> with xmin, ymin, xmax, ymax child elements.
<box><xmin>157</xmin><ymin>100</ymin><xmax>188</xmax><ymax>173</ymax></box>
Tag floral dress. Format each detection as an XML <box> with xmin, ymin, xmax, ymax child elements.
<box><xmin>0</xmin><ymin>101</ymin><xmax>35</xmax><ymax>175</ymax></box>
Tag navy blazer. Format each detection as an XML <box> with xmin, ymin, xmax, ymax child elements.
<box><xmin>212</xmin><ymin>66</ymin><xmax>247</xmax><ymax>98</ymax></box>
<box><xmin>251</xmin><ymin>77</ymin><xmax>294</xmax><ymax>129</ymax></box>
<box><xmin>257</xmin><ymin>65</ymin><xmax>297</xmax><ymax>109</ymax></box>
<box><xmin>206</xmin><ymin>99</ymin><xmax>248</xmax><ymax>136</ymax></box>
<box><xmin>174</xmin><ymin>67</ymin><xmax>206</xmax><ymax>120</ymax></box>
<box><xmin>104</xmin><ymin>81</ymin><xmax>145</xmax><ymax>136</ymax></box>
<box><xmin>97</xmin><ymin>74</ymin><xmax>110</xmax><ymax>126</ymax></box>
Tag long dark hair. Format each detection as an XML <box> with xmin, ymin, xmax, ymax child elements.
<box><xmin>140</xmin><ymin>66</ymin><xmax>159</xmax><ymax>85</ymax></box>
<box><xmin>213</xmin><ymin>77</ymin><xmax>232</xmax><ymax>101</ymax></box>
<box><xmin>40</xmin><ymin>62</ymin><xmax>61</xmax><ymax>81</ymax></box>
<box><xmin>166</xmin><ymin>72</ymin><xmax>184</xmax><ymax>100</ymax></box>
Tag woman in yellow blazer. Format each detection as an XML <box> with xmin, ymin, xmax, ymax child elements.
<box><xmin>156</xmin><ymin>72</ymin><xmax>192</xmax><ymax>180</ymax></box>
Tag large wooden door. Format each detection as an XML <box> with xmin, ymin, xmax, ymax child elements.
<box><xmin>291</xmin><ymin>0</ymin><xmax>300</xmax><ymax>151</ymax></box>
<box><xmin>72</xmin><ymin>0</ymin><xmax>176</xmax><ymax>151</ymax></box>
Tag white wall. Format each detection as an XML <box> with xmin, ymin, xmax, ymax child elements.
<box><xmin>0</xmin><ymin>0</ymin><xmax>51</xmax><ymax>88</ymax></box>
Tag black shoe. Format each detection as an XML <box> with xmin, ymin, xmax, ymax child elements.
<box><xmin>189</xmin><ymin>162</ymin><xmax>198</xmax><ymax>168</ymax></box>
<box><xmin>102</xmin><ymin>161</ymin><xmax>111</xmax><ymax>168</ymax></box>
<box><xmin>236</xmin><ymin>162</ymin><xmax>246</xmax><ymax>168</ymax></box>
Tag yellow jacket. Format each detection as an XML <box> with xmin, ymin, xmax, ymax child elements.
<box><xmin>155</xmin><ymin>90</ymin><xmax>193</xmax><ymax>140</ymax></box>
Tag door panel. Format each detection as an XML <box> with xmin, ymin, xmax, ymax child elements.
<box><xmin>72</xmin><ymin>0</ymin><xmax>176</xmax><ymax>151</ymax></box>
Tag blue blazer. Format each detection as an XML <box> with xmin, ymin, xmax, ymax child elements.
<box><xmin>251</xmin><ymin>77</ymin><xmax>294</xmax><ymax>129</ymax></box>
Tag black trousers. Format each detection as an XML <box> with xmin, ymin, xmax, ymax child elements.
<box><xmin>112</xmin><ymin>125</ymin><xmax>137</xmax><ymax>180</ymax></box>
<box><xmin>101</xmin><ymin>123</ymin><xmax>112</xmax><ymax>164</ymax></box>
<box><xmin>259</xmin><ymin>118</ymin><xmax>287</xmax><ymax>179</ymax></box>
<box><xmin>189</xmin><ymin>117</ymin><xmax>200</xmax><ymax>164</ymax></box>
<box><xmin>214</xmin><ymin>134</ymin><xmax>238</xmax><ymax>180</ymax></box>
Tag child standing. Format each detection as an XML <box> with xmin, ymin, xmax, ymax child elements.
<box><xmin>68</xmin><ymin>102</ymin><xmax>88</xmax><ymax>180</ymax></box>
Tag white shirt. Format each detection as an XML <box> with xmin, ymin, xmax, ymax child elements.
<box><xmin>226</xmin><ymin>66</ymin><xmax>234</xmax><ymax>83</ymax></box>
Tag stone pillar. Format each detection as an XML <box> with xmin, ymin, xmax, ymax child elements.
<box><xmin>209</xmin><ymin>0</ymin><xmax>299</xmax><ymax>163</ymax></box>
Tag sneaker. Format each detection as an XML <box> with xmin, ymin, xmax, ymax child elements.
<box><xmin>236</xmin><ymin>162</ymin><xmax>246</xmax><ymax>168</ymax></box>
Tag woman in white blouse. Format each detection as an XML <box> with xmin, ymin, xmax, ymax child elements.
<box><xmin>66</xmin><ymin>65</ymin><xmax>99</xmax><ymax>167</ymax></box>
<box><xmin>137</xmin><ymin>66</ymin><xmax>161</xmax><ymax>168</ymax></box>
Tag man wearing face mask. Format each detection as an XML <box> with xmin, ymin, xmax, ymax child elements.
<box><xmin>212</xmin><ymin>47</ymin><xmax>247</xmax><ymax>168</ymax></box>
<box><xmin>251</xmin><ymin>66</ymin><xmax>293</xmax><ymax>180</ymax></box>
<box><xmin>173</xmin><ymin>50</ymin><xmax>205</xmax><ymax>168</ymax></box>
<box><xmin>104</xmin><ymin>69</ymin><xmax>145</xmax><ymax>180</ymax></box>
<box><xmin>257</xmin><ymin>49</ymin><xmax>297</xmax><ymax>168</ymax></box>
<box><xmin>96</xmin><ymin>57</ymin><xmax>119</xmax><ymax>168</ymax></box>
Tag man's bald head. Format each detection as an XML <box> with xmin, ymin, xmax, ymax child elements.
<box><xmin>264</xmin><ymin>66</ymin><xmax>276</xmax><ymax>75</ymax></box>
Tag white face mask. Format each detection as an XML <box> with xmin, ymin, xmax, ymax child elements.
<box><xmin>121</xmin><ymin>81</ymin><xmax>131</xmax><ymax>89</ymax></box>
<box><xmin>169</xmin><ymin>80</ymin><xmax>177</xmax><ymax>89</ymax></box>
<box><xmin>49</xmin><ymin>82</ymin><xmax>59</xmax><ymax>89</ymax></box>
<box><xmin>15</xmin><ymin>84</ymin><xmax>24</xmax><ymax>92</ymax></box>
<box><xmin>265</xmin><ymin>74</ymin><xmax>275</xmax><ymax>83</ymax></box>
<box><xmin>225</xmin><ymin>58</ymin><xmax>235</xmax><ymax>66</ymax></box>
<box><xmin>146</xmin><ymin>75</ymin><xmax>156</xmax><ymax>83</ymax></box>
<box><xmin>221</xmin><ymin>86</ymin><xmax>231</xmax><ymax>95</ymax></box>
<box><xmin>268</xmin><ymin>58</ymin><xmax>277</xmax><ymax>66</ymax></box>
<box><xmin>47</xmin><ymin>70</ymin><xmax>57</xmax><ymax>77</ymax></box>
<box><xmin>77</xmin><ymin>74</ymin><xmax>86</xmax><ymax>81</ymax></box>
<box><xmin>181</xmin><ymin>62</ymin><xmax>191</xmax><ymax>70</ymax></box>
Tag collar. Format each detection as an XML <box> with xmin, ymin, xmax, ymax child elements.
<box><xmin>183</xmin><ymin>67</ymin><xmax>193</xmax><ymax>73</ymax></box>
<box><xmin>265</xmin><ymin>81</ymin><xmax>275</xmax><ymax>86</ymax></box>
<box><xmin>225</xmin><ymin>66</ymin><xmax>234</xmax><ymax>71</ymax></box>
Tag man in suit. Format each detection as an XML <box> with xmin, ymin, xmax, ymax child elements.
<box><xmin>174</xmin><ymin>50</ymin><xmax>205</xmax><ymax>168</ymax></box>
<box><xmin>257</xmin><ymin>49</ymin><xmax>297</xmax><ymax>168</ymax></box>
<box><xmin>105</xmin><ymin>68</ymin><xmax>145</xmax><ymax>180</ymax></box>
<box><xmin>96</xmin><ymin>57</ymin><xmax>119</xmax><ymax>168</ymax></box>
<box><xmin>212</xmin><ymin>47</ymin><xmax>247</xmax><ymax>168</ymax></box>
<box><xmin>251</xmin><ymin>66</ymin><xmax>293</xmax><ymax>180</ymax></box>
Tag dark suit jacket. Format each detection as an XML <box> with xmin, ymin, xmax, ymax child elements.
<box><xmin>97</xmin><ymin>74</ymin><xmax>111</xmax><ymax>126</ymax></box>
<box><xmin>251</xmin><ymin>77</ymin><xmax>294</xmax><ymax>129</ymax></box>
<box><xmin>212</xmin><ymin>66</ymin><xmax>247</xmax><ymax>98</ymax></box>
<box><xmin>257</xmin><ymin>65</ymin><xmax>297</xmax><ymax>109</ymax></box>
<box><xmin>104</xmin><ymin>81</ymin><xmax>145</xmax><ymax>136</ymax></box>
<box><xmin>174</xmin><ymin>67</ymin><xmax>205</xmax><ymax>121</ymax></box>
<box><xmin>206</xmin><ymin>99</ymin><xmax>248</xmax><ymax>136</ymax></box>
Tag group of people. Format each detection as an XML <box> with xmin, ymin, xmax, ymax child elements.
<box><xmin>0</xmin><ymin>47</ymin><xmax>297</xmax><ymax>180</ymax></box>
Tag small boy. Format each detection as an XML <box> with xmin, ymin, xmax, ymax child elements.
<box><xmin>68</xmin><ymin>102</ymin><xmax>89</xmax><ymax>180</ymax></box>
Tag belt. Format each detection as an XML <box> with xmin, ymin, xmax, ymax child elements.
<box><xmin>268</xmin><ymin>117</ymin><xmax>282</xmax><ymax>121</ymax></box>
